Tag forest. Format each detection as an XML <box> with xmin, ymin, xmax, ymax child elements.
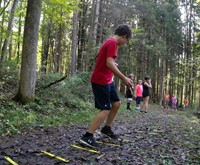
<box><xmin>0</xmin><ymin>0</ymin><xmax>199</xmax><ymax>106</ymax></box>
<box><xmin>0</xmin><ymin>0</ymin><xmax>200</xmax><ymax>164</ymax></box>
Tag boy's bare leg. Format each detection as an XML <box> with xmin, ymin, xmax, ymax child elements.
<box><xmin>87</xmin><ymin>110</ymin><xmax>110</xmax><ymax>134</ymax></box>
<box><xmin>105</xmin><ymin>101</ymin><xmax>121</xmax><ymax>126</ymax></box>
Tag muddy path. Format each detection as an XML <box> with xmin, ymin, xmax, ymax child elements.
<box><xmin>0</xmin><ymin>107</ymin><xmax>200</xmax><ymax>165</ymax></box>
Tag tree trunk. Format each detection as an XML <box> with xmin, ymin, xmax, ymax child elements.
<box><xmin>77</xmin><ymin>0</ymin><xmax>88</xmax><ymax>72</ymax></box>
<box><xmin>71</xmin><ymin>11</ymin><xmax>78</xmax><ymax>76</ymax></box>
<box><xmin>54</xmin><ymin>23</ymin><xmax>62</xmax><ymax>73</ymax></box>
<box><xmin>199</xmin><ymin>86</ymin><xmax>200</xmax><ymax>111</ymax></box>
<box><xmin>16</xmin><ymin>1</ymin><xmax>23</xmax><ymax>64</ymax></box>
<box><xmin>93</xmin><ymin>0</ymin><xmax>100</xmax><ymax>43</ymax></box>
<box><xmin>159</xmin><ymin>59</ymin><xmax>166</xmax><ymax>105</ymax></box>
<box><xmin>14</xmin><ymin>0</ymin><xmax>42</xmax><ymax>103</ymax></box>
<box><xmin>41</xmin><ymin>19</ymin><xmax>51</xmax><ymax>73</ymax></box>
<box><xmin>8</xmin><ymin>37</ymin><xmax>12</xmax><ymax>60</ymax></box>
<box><xmin>0</xmin><ymin>1</ymin><xmax>10</xmax><ymax>65</ymax></box>
<box><xmin>1</xmin><ymin>0</ymin><xmax>18</xmax><ymax>63</ymax></box>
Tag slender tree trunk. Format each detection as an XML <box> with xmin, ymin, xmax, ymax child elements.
<box><xmin>159</xmin><ymin>59</ymin><xmax>166</xmax><ymax>105</ymax></box>
<box><xmin>14</xmin><ymin>0</ymin><xmax>42</xmax><ymax>103</ymax></box>
<box><xmin>77</xmin><ymin>0</ymin><xmax>88</xmax><ymax>72</ymax></box>
<box><xmin>55</xmin><ymin>23</ymin><xmax>62</xmax><ymax>73</ymax></box>
<box><xmin>199</xmin><ymin>85</ymin><xmax>200</xmax><ymax>111</ymax></box>
<box><xmin>77</xmin><ymin>9</ymin><xmax>83</xmax><ymax>72</ymax></box>
<box><xmin>41</xmin><ymin>20</ymin><xmax>51</xmax><ymax>73</ymax></box>
<box><xmin>16</xmin><ymin>1</ymin><xmax>22</xmax><ymax>64</ymax></box>
<box><xmin>0</xmin><ymin>8</ymin><xmax>4</xmax><ymax>52</ymax></box>
<box><xmin>179</xmin><ymin>63</ymin><xmax>184</xmax><ymax>106</ymax></box>
<box><xmin>1</xmin><ymin>0</ymin><xmax>18</xmax><ymax>63</ymax></box>
<box><xmin>93</xmin><ymin>0</ymin><xmax>100</xmax><ymax>43</ymax></box>
<box><xmin>169</xmin><ymin>62</ymin><xmax>173</xmax><ymax>96</ymax></box>
<box><xmin>49</xmin><ymin>38</ymin><xmax>55</xmax><ymax>72</ymax></box>
<box><xmin>8</xmin><ymin>36</ymin><xmax>12</xmax><ymax>60</ymax></box>
<box><xmin>71</xmin><ymin>11</ymin><xmax>78</xmax><ymax>76</ymax></box>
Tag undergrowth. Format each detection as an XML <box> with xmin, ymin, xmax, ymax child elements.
<box><xmin>0</xmin><ymin>67</ymin><xmax>97</xmax><ymax>135</ymax></box>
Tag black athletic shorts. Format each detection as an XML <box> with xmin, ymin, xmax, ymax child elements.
<box><xmin>91</xmin><ymin>82</ymin><xmax>120</xmax><ymax>110</ymax></box>
<box><xmin>143</xmin><ymin>93</ymin><xmax>149</xmax><ymax>98</ymax></box>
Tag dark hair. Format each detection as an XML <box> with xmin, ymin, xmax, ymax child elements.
<box><xmin>114</xmin><ymin>24</ymin><xmax>132</xmax><ymax>39</ymax></box>
<box><xmin>144</xmin><ymin>76</ymin><xmax>150</xmax><ymax>80</ymax></box>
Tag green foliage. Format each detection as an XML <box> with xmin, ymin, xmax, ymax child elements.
<box><xmin>36</xmin><ymin>72</ymin><xmax>94</xmax><ymax>111</ymax></box>
<box><xmin>177</xmin><ymin>56</ymin><xmax>200</xmax><ymax>85</ymax></box>
<box><xmin>0</xmin><ymin>61</ymin><xmax>19</xmax><ymax>79</ymax></box>
<box><xmin>0</xmin><ymin>72</ymin><xmax>96</xmax><ymax>135</ymax></box>
<box><xmin>15</xmin><ymin>1</ymin><xmax>27</xmax><ymax>19</ymax></box>
<box><xmin>0</xmin><ymin>61</ymin><xmax>19</xmax><ymax>98</ymax></box>
<box><xmin>129</xmin><ymin>28</ymin><xmax>144</xmax><ymax>45</ymax></box>
<box><xmin>0</xmin><ymin>100</ymin><xmax>28</xmax><ymax>134</ymax></box>
<box><xmin>37</xmin><ymin>72</ymin><xmax>93</xmax><ymax>105</ymax></box>
<box><xmin>36</xmin><ymin>72</ymin><xmax>63</xmax><ymax>89</ymax></box>
<box><xmin>42</xmin><ymin>0</ymin><xmax>79</xmax><ymax>22</ymax></box>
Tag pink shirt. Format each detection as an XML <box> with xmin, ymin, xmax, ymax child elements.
<box><xmin>172</xmin><ymin>97</ymin><xmax>177</xmax><ymax>104</ymax></box>
<box><xmin>135</xmin><ymin>84</ymin><xmax>143</xmax><ymax>97</ymax></box>
<box><xmin>91</xmin><ymin>38</ymin><xmax>118</xmax><ymax>84</ymax></box>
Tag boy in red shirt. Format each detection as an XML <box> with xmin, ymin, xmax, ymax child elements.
<box><xmin>80</xmin><ymin>24</ymin><xmax>132</xmax><ymax>148</ymax></box>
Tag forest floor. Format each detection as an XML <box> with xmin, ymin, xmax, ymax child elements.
<box><xmin>0</xmin><ymin>104</ymin><xmax>200</xmax><ymax>165</ymax></box>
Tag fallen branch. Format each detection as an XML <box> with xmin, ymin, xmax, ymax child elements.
<box><xmin>38</xmin><ymin>74</ymin><xmax>68</xmax><ymax>90</ymax></box>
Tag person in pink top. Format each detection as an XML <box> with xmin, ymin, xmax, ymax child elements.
<box><xmin>134</xmin><ymin>80</ymin><xmax>143</xmax><ymax>111</ymax></box>
<box><xmin>80</xmin><ymin>24</ymin><xmax>132</xmax><ymax>148</ymax></box>
<box><xmin>172</xmin><ymin>95</ymin><xmax>177</xmax><ymax>111</ymax></box>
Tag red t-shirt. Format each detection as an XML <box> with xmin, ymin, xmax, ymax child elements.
<box><xmin>90</xmin><ymin>37</ymin><xmax>118</xmax><ymax>84</ymax></box>
<box><xmin>135</xmin><ymin>84</ymin><xmax>143</xmax><ymax>97</ymax></box>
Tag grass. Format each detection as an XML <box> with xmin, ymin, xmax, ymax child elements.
<box><xmin>0</xmin><ymin>101</ymin><xmax>98</xmax><ymax>135</ymax></box>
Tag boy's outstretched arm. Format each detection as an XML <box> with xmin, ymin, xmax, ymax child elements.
<box><xmin>106</xmin><ymin>57</ymin><xmax>132</xmax><ymax>87</ymax></box>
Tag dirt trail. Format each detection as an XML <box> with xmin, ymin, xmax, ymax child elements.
<box><xmin>0</xmin><ymin>107</ymin><xmax>200</xmax><ymax>165</ymax></box>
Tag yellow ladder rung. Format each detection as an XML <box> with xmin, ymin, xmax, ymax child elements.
<box><xmin>41</xmin><ymin>150</ymin><xmax>69</xmax><ymax>163</ymax></box>
<box><xmin>5</xmin><ymin>156</ymin><xmax>19</xmax><ymax>165</ymax></box>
